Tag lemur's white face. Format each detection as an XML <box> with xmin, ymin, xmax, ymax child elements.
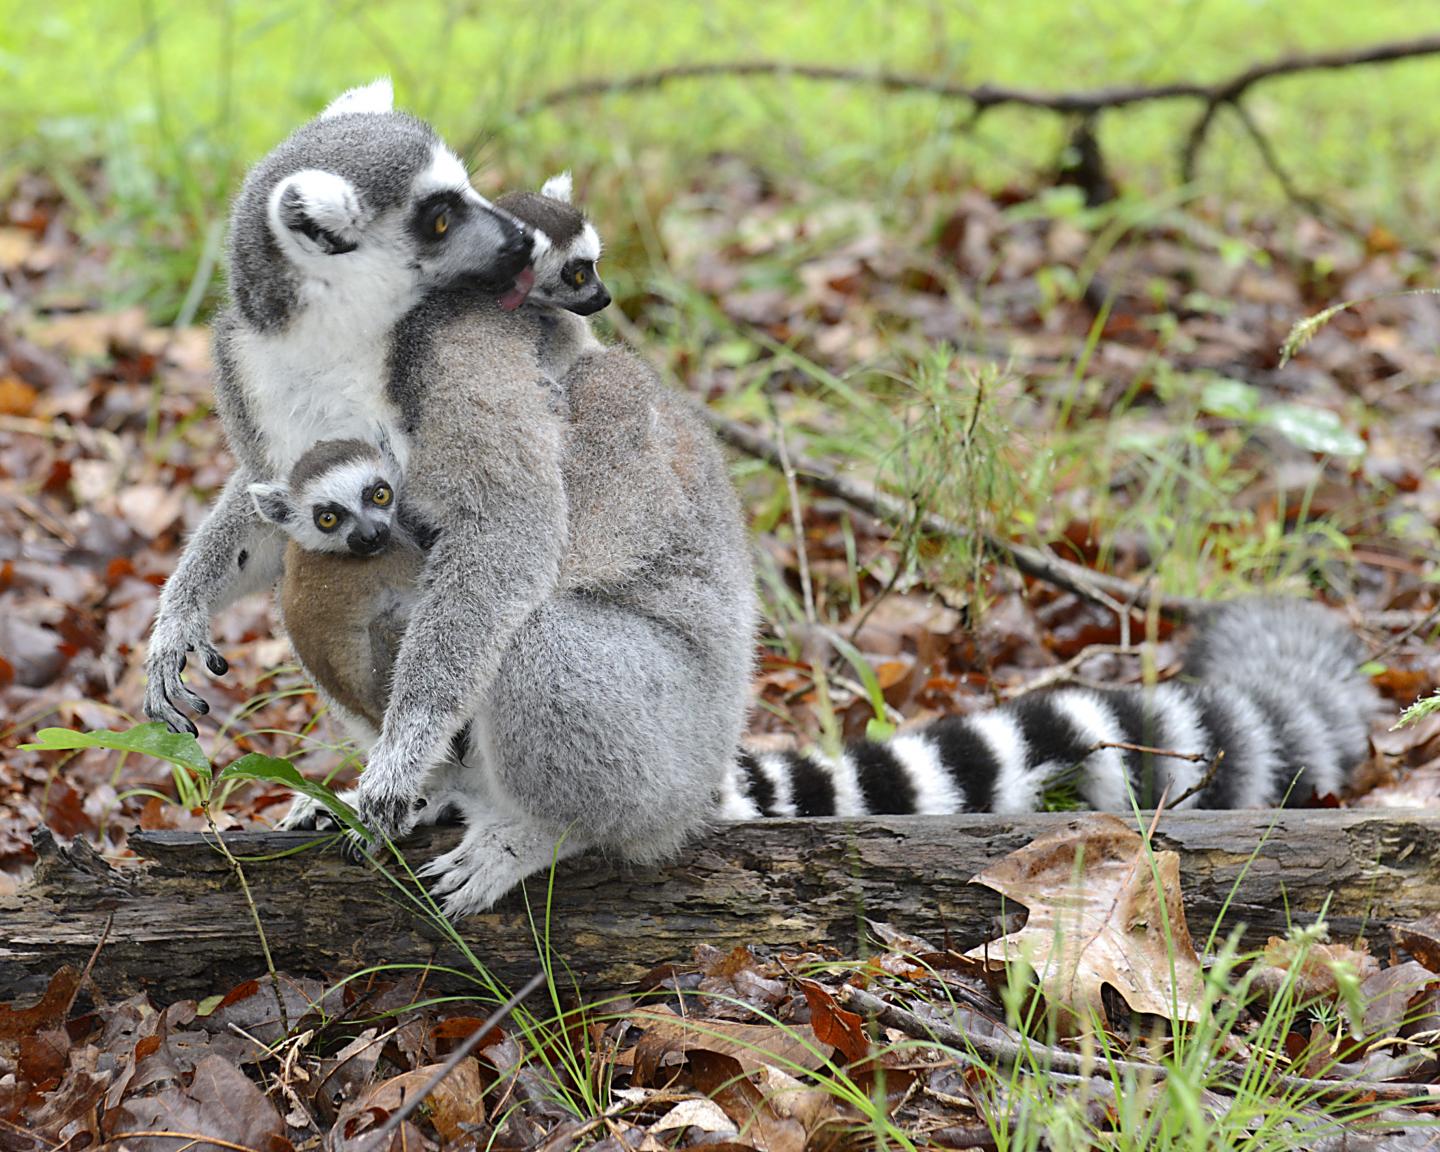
<box><xmin>260</xmin><ymin>80</ymin><xmax>537</xmax><ymax>327</ymax></box>
<box><xmin>250</xmin><ymin>457</ymin><xmax>401</xmax><ymax>557</ymax></box>
<box><xmin>529</xmin><ymin>219</ymin><xmax>607</xmax><ymax>315</ymax></box>
<box><xmin>509</xmin><ymin>173</ymin><xmax>610</xmax><ymax>317</ymax></box>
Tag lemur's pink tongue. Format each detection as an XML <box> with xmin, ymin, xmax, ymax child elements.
<box><xmin>498</xmin><ymin>266</ymin><xmax>536</xmax><ymax>312</ymax></box>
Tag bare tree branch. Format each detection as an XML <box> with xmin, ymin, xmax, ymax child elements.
<box><xmin>514</xmin><ymin>36</ymin><xmax>1440</xmax><ymax>122</ymax></box>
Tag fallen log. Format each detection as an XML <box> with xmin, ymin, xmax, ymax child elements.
<box><xmin>3</xmin><ymin>810</ymin><xmax>1438</xmax><ymax>1004</ymax></box>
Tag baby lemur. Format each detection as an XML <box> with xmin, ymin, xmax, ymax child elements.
<box><xmin>250</xmin><ymin>438</ymin><xmax>422</xmax><ymax>740</ymax></box>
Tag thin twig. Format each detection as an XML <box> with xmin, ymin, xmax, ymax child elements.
<box><xmin>1005</xmin><ymin>643</ymin><xmax>1155</xmax><ymax>698</ymax></box>
<box><xmin>373</xmin><ymin>970</ymin><xmax>549</xmax><ymax>1139</ymax></box>
<box><xmin>771</xmin><ymin>404</ymin><xmax>816</xmax><ymax>626</ymax></box>
<box><xmin>1226</xmin><ymin>101</ymin><xmax>1326</xmax><ymax>217</ymax></box>
<box><xmin>106</xmin><ymin>1134</ymin><xmax>264</xmax><ymax>1152</ymax></box>
<box><xmin>1091</xmin><ymin>740</ymin><xmax>1213</xmax><ymax>764</ymax></box>
<box><xmin>1176</xmin><ymin>35</ymin><xmax>1440</xmax><ymax>181</ymax></box>
<box><xmin>706</xmin><ymin>410</ymin><xmax>1202</xmax><ymax>621</ymax></box>
<box><xmin>1364</xmin><ymin>602</ymin><xmax>1440</xmax><ymax>668</ymax></box>
<box><xmin>1169</xmin><ymin>750</ymin><xmax>1225</xmax><ymax>809</ymax></box>
<box><xmin>67</xmin><ymin>913</ymin><xmax>113</xmax><ymax>1015</ymax></box>
<box><xmin>842</xmin><ymin>984</ymin><xmax>1440</xmax><ymax>1105</ymax></box>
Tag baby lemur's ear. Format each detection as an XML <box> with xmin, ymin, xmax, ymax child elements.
<box><xmin>540</xmin><ymin>171</ymin><xmax>573</xmax><ymax>203</ymax></box>
<box><xmin>249</xmin><ymin>481</ymin><xmax>295</xmax><ymax>526</ymax></box>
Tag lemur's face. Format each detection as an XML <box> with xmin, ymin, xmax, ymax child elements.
<box><xmin>250</xmin><ymin>441</ymin><xmax>401</xmax><ymax>557</ymax></box>
<box><xmin>236</xmin><ymin>79</ymin><xmax>538</xmax><ymax>331</ymax></box>
<box><xmin>494</xmin><ymin>174</ymin><xmax>611</xmax><ymax>317</ymax></box>
<box><xmin>529</xmin><ymin>220</ymin><xmax>609</xmax><ymax>316</ymax></box>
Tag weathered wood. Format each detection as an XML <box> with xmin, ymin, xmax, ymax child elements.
<box><xmin>3</xmin><ymin>811</ymin><xmax>1438</xmax><ymax>1004</ymax></box>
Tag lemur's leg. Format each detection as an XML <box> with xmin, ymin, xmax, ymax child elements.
<box><xmin>423</xmin><ymin>595</ymin><xmax>728</xmax><ymax>916</ymax></box>
<box><xmin>145</xmin><ymin>471</ymin><xmax>285</xmax><ymax>734</ymax></box>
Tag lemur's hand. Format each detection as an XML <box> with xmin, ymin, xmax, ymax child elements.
<box><xmin>143</xmin><ymin>610</ymin><xmax>229</xmax><ymax>735</ymax></box>
<box><xmin>352</xmin><ymin>747</ymin><xmax>421</xmax><ymax>848</ymax></box>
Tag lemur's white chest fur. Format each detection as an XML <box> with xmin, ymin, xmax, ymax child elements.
<box><xmin>234</xmin><ymin>252</ymin><xmax>416</xmax><ymax>477</ymax></box>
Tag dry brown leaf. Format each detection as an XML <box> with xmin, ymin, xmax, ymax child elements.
<box><xmin>965</xmin><ymin>814</ymin><xmax>1204</xmax><ymax>1032</ymax></box>
<box><xmin>0</xmin><ymin>375</ymin><xmax>38</xmax><ymax>417</ymax></box>
<box><xmin>1359</xmin><ymin>960</ymin><xmax>1439</xmax><ymax>1039</ymax></box>
<box><xmin>797</xmin><ymin>979</ymin><xmax>869</xmax><ymax>1065</ymax></box>
<box><xmin>24</xmin><ymin>307</ymin><xmax>147</xmax><ymax>360</ymax></box>
<box><xmin>0</xmin><ymin>965</ymin><xmax>80</xmax><ymax>1040</ymax></box>
<box><xmin>106</xmin><ymin>1053</ymin><xmax>293</xmax><ymax>1151</ymax></box>
<box><xmin>651</xmin><ymin>1095</ymin><xmax>739</xmax><ymax>1136</ymax></box>
<box><xmin>1394</xmin><ymin>914</ymin><xmax>1440</xmax><ymax>973</ymax></box>
<box><xmin>631</xmin><ymin>1004</ymin><xmax>827</xmax><ymax>1086</ymax></box>
<box><xmin>118</xmin><ymin>483</ymin><xmax>185</xmax><ymax>538</ymax></box>
<box><xmin>1249</xmin><ymin>936</ymin><xmax>1381</xmax><ymax>1009</ymax></box>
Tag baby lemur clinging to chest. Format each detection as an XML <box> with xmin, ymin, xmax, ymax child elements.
<box><xmin>250</xmin><ymin>438</ymin><xmax>423</xmax><ymax>740</ymax></box>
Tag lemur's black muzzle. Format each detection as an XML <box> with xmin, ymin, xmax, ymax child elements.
<box><xmin>569</xmin><ymin>285</ymin><xmax>612</xmax><ymax>316</ymax></box>
<box><xmin>349</xmin><ymin>524</ymin><xmax>391</xmax><ymax>556</ymax></box>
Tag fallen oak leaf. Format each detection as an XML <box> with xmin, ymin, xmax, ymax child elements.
<box><xmin>965</xmin><ymin>814</ymin><xmax>1204</xmax><ymax>1034</ymax></box>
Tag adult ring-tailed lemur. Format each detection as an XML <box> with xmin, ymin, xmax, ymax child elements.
<box><xmin>145</xmin><ymin>80</ymin><xmax>758</xmax><ymax>913</ymax></box>
<box><xmin>146</xmin><ymin>81</ymin><xmax>1379</xmax><ymax>917</ymax></box>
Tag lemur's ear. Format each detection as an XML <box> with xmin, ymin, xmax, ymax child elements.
<box><xmin>321</xmin><ymin>77</ymin><xmax>394</xmax><ymax>119</ymax></box>
<box><xmin>540</xmin><ymin>171</ymin><xmax>573</xmax><ymax>203</ymax></box>
<box><xmin>268</xmin><ymin>170</ymin><xmax>366</xmax><ymax>256</ymax></box>
<box><xmin>249</xmin><ymin>481</ymin><xmax>294</xmax><ymax>526</ymax></box>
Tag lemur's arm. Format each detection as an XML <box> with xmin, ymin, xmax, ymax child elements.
<box><xmin>354</xmin><ymin>461</ymin><xmax>568</xmax><ymax>841</ymax></box>
<box><xmin>144</xmin><ymin>469</ymin><xmax>286</xmax><ymax>734</ymax></box>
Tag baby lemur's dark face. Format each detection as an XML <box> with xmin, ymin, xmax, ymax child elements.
<box><xmin>494</xmin><ymin>173</ymin><xmax>610</xmax><ymax>317</ymax></box>
<box><xmin>249</xmin><ymin>439</ymin><xmax>401</xmax><ymax>557</ymax></box>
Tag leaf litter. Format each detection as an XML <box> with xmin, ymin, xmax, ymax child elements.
<box><xmin>4</xmin><ymin>814</ymin><xmax>1440</xmax><ymax>1148</ymax></box>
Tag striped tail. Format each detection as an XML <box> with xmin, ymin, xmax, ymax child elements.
<box><xmin>721</xmin><ymin>599</ymin><xmax>1378</xmax><ymax>818</ymax></box>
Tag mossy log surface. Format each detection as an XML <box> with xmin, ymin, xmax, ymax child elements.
<box><xmin>3</xmin><ymin>810</ymin><xmax>1438</xmax><ymax>1003</ymax></box>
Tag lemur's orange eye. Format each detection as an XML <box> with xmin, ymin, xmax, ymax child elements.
<box><xmin>433</xmin><ymin>211</ymin><xmax>449</xmax><ymax>237</ymax></box>
<box><xmin>372</xmin><ymin>485</ymin><xmax>392</xmax><ymax>507</ymax></box>
<box><xmin>572</xmin><ymin>268</ymin><xmax>587</xmax><ymax>286</ymax></box>
<box><xmin>316</xmin><ymin>510</ymin><xmax>339</xmax><ymax>531</ymax></box>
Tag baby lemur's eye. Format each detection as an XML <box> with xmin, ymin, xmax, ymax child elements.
<box><xmin>315</xmin><ymin>509</ymin><xmax>340</xmax><ymax>532</ymax></box>
<box><xmin>433</xmin><ymin>211</ymin><xmax>449</xmax><ymax>237</ymax></box>
<box><xmin>372</xmin><ymin>484</ymin><xmax>393</xmax><ymax>507</ymax></box>
<box><xmin>571</xmin><ymin>266</ymin><xmax>587</xmax><ymax>287</ymax></box>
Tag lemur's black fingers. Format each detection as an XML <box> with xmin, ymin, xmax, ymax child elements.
<box><xmin>144</xmin><ymin>667</ymin><xmax>199</xmax><ymax>736</ymax></box>
<box><xmin>342</xmin><ymin>829</ymin><xmax>376</xmax><ymax>863</ymax></box>
<box><xmin>173</xmin><ymin>679</ymin><xmax>209</xmax><ymax>718</ymax></box>
<box><xmin>205</xmin><ymin>650</ymin><xmax>229</xmax><ymax>676</ymax></box>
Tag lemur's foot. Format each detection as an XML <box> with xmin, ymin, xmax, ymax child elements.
<box><xmin>143</xmin><ymin>612</ymin><xmax>229</xmax><ymax>735</ymax></box>
<box><xmin>418</xmin><ymin>812</ymin><xmax>575</xmax><ymax>919</ymax></box>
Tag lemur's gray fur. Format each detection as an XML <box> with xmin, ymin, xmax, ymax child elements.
<box><xmin>148</xmin><ymin>83</ymin><xmax>1381</xmax><ymax>920</ymax></box>
<box><xmin>144</xmin><ymin>79</ymin><xmax>532</xmax><ymax>738</ymax></box>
